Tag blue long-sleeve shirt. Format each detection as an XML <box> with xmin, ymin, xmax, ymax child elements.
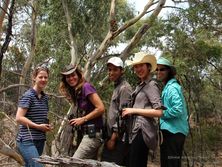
<box><xmin>160</xmin><ymin>78</ymin><xmax>189</xmax><ymax>136</ymax></box>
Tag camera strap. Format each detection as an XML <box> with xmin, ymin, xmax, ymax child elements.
<box><xmin>127</xmin><ymin>81</ymin><xmax>147</xmax><ymax>143</ymax></box>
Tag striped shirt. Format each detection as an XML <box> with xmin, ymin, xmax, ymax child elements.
<box><xmin>16</xmin><ymin>88</ymin><xmax>49</xmax><ymax>142</ymax></box>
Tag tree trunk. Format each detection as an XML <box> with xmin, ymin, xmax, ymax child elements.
<box><xmin>61</xmin><ymin>0</ymin><xmax>78</xmax><ymax>65</ymax></box>
<box><xmin>18</xmin><ymin>0</ymin><xmax>37</xmax><ymax>95</ymax></box>
<box><xmin>0</xmin><ymin>0</ymin><xmax>10</xmax><ymax>39</ymax></box>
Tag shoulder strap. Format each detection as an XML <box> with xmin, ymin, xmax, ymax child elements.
<box><xmin>130</xmin><ymin>82</ymin><xmax>146</xmax><ymax>107</ymax></box>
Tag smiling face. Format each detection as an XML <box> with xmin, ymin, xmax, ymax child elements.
<box><xmin>33</xmin><ymin>70</ymin><xmax>49</xmax><ymax>91</ymax></box>
<box><xmin>133</xmin><ymin>63</ymin><xmax>151</xmax><ymax>81</ymax></box>
<box><xmin>156</xmin><ymin>64</ymin><xmax>170</xmax><ymax>83</ymax></box>
<box><xmin>107</xmin><ymin>63</ymin><xmax>123</xmax><ymax>82</ymax></box>
<box><xmin>65</xmin><ymin>71</ymin><xmax>79</xmax><ymax>87</ymax></box>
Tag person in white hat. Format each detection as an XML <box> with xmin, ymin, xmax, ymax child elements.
<box><xmin>157</xmin><ymin>57</ymin><xmax>189</xmax><ymax>167</ymax></box>
<box><xmin>101</xmin><ymin>57</ymin><xmax>132</xmax><ymax>166</ymax></box>
<box><xmin>122</xmin><ymin>52</ymin><xmax>164</xmax><ymax>167</ymax></box>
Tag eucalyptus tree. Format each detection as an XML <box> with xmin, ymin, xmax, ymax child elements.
<box><xmin>0</xmin><ymin>0</ymin><xmax>10</xmax><ymax>38</ymax></box>
<box><xmin>43</xmin><ymin>0</ymin><xmax>168</xmax><ymax>156</ymax></box>
<box><xmin>0</xmin><ymin>0</ymin><xmax>169</xmax><ymax>163</ymax></box>
<box><xmin>0</xmin><ymin>0</ymin><xmax>15</xmax><ymax>77</ymax></box>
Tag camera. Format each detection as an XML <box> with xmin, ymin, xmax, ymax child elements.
<box><xmin>121</xmin><ymin>103</ymin><xmax>128</xmax><ymax>109</ymax></box>
<box><xmin>87</xmin><ymin>124</ymin><xmax>96</xmax><ymax>138</ymax></box>
<box><xmin>119</xmin><ymin>103</ymin><xmax>128</xmax><ymax>119</ymax></box>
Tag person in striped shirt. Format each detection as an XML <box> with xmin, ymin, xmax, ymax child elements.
<box><xmin>16</xmin><ymin>66</ymin><xmax>53</xmax><ymax>167</ymax></box>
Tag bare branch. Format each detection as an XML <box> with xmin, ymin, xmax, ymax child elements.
<box><xmin>84</xmin><ymin>0</ymin><xmax>160</xmax><ymax>80</ymax></box>
<box><xmin>47</xmin><ymin>93</ymin><xmax>64</xmax><ymax>99</ymax></box>
<box><xmin>0</xmin><ymin>84</ymin><xmax>29</xmax><ymax>94</ymax></box>
<box><xmin>61</xmin><ymin>0</ymin><xmax>78</xmax><ymax>65</ymax></box>
<box><xmin>112</xmin><ymin>0</ymin><xmax>155</xmax><ymax>38</ymax></box>
<box><xmin>121</xmin><ymin>0</ymin><xmax>166</xmax><ymax>59</ymax></box>
<box><xmin>0</xmin><ymin>112</ymin><xmax>17</xmax><ymax>126</ymax></box>
<box><xmin>207</xmin><ymin>60</ymin><xmax>222</xmax><ymax>74</ymax></box>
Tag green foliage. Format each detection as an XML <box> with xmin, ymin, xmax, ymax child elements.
<box><xmin>185</xmin><ymin>124</ymin><xmax>222</xmax><ymax>165</ymax></box>
<box><xmin>0</xmin><ymin>1</ymin><xmax>222</xmax><ymax>164</ymax></box>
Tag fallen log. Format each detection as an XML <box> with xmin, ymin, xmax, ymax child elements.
<box><xmin>0</xmin><ymin>145</ymin><xmax>24</xmax><ymax>166</ymax></box>
<box><xmin>36</xmin><ymin>155</ymin><xmax>120</xmax><ymax>167</ymax></box>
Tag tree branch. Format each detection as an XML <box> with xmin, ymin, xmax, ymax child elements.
<box><xmin>0</xmin><ymin>0</ymin><xmax>14</xmax><ymax>78</ymax></box>
<box><xmin>61</xmin><ymin>0</ymin><xmax>78</xmax><ymax>65</ymax></box>
<box><xmin>0</xmin><ymin>84</ymin><xmax>29</xmax><ymax>94</ymax></box>
<box><xmin>121</xmin><ymin>0</ymin><xmax>166</xmax><ymax>59</ymax></box>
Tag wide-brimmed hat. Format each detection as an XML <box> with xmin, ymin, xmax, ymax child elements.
<box><xmin>107</xmin><ymin>57</ymin><xmax>124</xmax><ymax>68</ymax></box>
<box><xmin>60</xmin><ymin>64</ymin><xmax>77</xmax><ymax>75</ymax></box>
<box><xmin>157</xmin><ymin>57</ymin><xmax>176</xmax><ymax>75</ymax></box>
<box><xmin>126</xmin><ymin>52</ymin><xmax>157</xmax><ymax>72</ymax></box>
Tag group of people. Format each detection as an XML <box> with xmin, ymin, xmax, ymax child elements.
<box><xmin>15</xmin><ymin>52</ymin><xmax>189</xmax><ymax>167</ymax></box>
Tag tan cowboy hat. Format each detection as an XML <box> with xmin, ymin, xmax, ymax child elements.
<box><xmin>60</xmin><ymin>64</ymin><xmax>77</xmax><ymax>75</ymax></box>
<box><xmin>126</xmin><ymin>52</ymin><xmax>157</xmax><ymax>72</ymax></box>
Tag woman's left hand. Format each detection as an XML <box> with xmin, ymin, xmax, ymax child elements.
<box><xmin>69</xmin><ymin>117</ymin><xmax>85</xmax><ymax>126</ymax></box>
<box><xmin>122</xmin><ymin>108</ymin><xmax>133</xmax><ymax>117</ymax></box>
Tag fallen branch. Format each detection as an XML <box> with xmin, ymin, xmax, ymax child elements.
<box><xmin>36</xmin><ymin>155</ymin><xmax>120</xmax><ymax>167</ymax></box>
<box><xmin>0</xmin><ymin>141</ymin><xmax>24</xmax><ymax>166</ymax></box>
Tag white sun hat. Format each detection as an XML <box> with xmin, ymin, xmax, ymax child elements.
<box><xmin>107</xmin><ymin>57</ymin><xmax>124</xmax><ymax>68</ymax></box>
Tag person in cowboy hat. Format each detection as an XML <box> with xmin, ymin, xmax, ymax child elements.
<box><xmin>156</xmin><ymin>57</ymin><xmax>189</xmax><ymax>167</ymax></box>
<box><xmin>59</xmin><ymin>64</ymin><xmax>105</xmax><ymax>160</ymax></box>
<box><xmin>101</xmin><ymin>57</ymin><xmax>132</xmax><ymax>166</ymax></box>
<box><xmin>122</xmin><ymin>52</ymin><xmax>164</xmax><ymax>167</ymax></box>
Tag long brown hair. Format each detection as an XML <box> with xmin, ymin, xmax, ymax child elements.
<box><xmin>59</xmin><ymin>67</ymin><xmax>85</xmax><ymax>103</ymax></box>
<box><xmin>163</xmin><ymin>65</ymin><xmax>180</xmax><ymax>85</ymax></box>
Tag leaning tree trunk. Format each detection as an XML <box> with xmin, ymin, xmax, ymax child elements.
<box><xmin>51</xmin><ymin>104</ymin><xmax>79</xmax><ymax>157</ymax></box>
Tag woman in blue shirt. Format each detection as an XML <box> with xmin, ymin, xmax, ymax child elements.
<box><xmin>156</xmin><ymin>57</ymin><xmax>189</xmax><ymax>167</ymax></box>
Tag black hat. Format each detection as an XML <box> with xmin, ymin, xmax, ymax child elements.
<box><xmin>60</xmin><ymin>64</ymin><xmax>77</xmax><ymax>75</ymax></box>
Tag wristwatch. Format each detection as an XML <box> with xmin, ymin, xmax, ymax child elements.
<box><xmin>83</xmin><ymin>116</ymin><xmax>88</xmax><ymax>122</ymax></box>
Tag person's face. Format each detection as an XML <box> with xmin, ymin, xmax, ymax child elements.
<box><xmin>156</xmin><ymin>64</ymin><xmax>169</xmax><ymax>82</ymax></box>
<box><xmin>133</xmin><ymin>63</ymin><xmax>150</xmax><ymax>81</ymax></box>
<box><xmin>33</xmin><ymin>70</ymin><xmax>48</xmax><ymax>90</ymax></box>
<box><xmin>107</xmin><ymin>64</ymin><xmax>123</xmax><ymax>82</ymax></box>
<box><xmin>65</xmin><ymin>71</ymin><xmax>79</xmax><ymax>87</ymax></box>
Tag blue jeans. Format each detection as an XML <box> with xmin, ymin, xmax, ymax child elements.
<box><xmin>17</xmin><ymin>140</ymin><xmax>45</xmax><ymax>167</ymax></box>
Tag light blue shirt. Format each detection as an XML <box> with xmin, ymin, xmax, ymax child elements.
<box><xmin>160</xmin><ymin>78</ymin><xmax>189</xmax><ymax>136</ymax></box>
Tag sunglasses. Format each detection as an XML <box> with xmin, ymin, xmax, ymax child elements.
<box><xmin>36</xmin><ymin>65</ymin><xmax>49</xmax><ymax>73</ymax></box>
<box><xmin>36</xmin><ymin>65</ymin><xmax>48</xmax><ymax>70</ymax></box>
<box><xmin>156</xmin><ymin>68</ymin><xmax>168</xmax><ymax>72</ymax></box>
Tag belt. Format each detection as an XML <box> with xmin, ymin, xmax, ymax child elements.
<box><xmin>82</xmin><ymin>124</ymin><xmax>102</xmax><ymax>134</ymax></box>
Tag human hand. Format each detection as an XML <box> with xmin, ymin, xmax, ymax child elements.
<box><xmin>69</xmin><ymin>117</ymin><xmax>85</xmax><ymax>126</ymax></box>
<box><xmin>122</xmin><ymin>108</ymin><xmax>133</xmax><ymax>117</ymax></box>
<box><xmin>37</xmin><ymin>124</ymin><xmax>53</xmax><ymax>132</ymax></box>
<box><xmin>106</xmin><ymin>139</ymin><xmax>116</xmax><ymax>150</ymax></box>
